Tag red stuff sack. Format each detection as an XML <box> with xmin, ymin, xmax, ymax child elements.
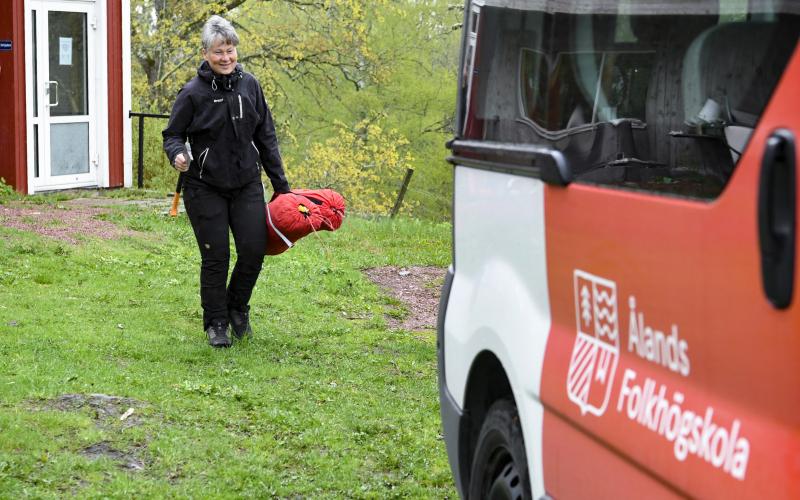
<box><xmin>290</xmin><ymin>188</ymin><xmax>346</xmax><ymax>230</ymax></box>
<box><xmin>265</xmin><ymin>192</ymin><xmax>324</xmax><ymax>255</ymax></box>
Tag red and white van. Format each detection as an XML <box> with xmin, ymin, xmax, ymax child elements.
<box><xmin>438</xmin><ymin>0</ymin><xmax>799</xmax><ymax>498</ymax></box>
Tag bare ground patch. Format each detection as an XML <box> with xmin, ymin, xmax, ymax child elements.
<box><xmin>32</xmin><ymin>393</ymin><xmax>148</xmax><ymax>430</ymax></box>
<box><xmin>29</xmin><ymin>393</ymin><xmax>150</xmax><ymax>471</ymax></box>
<box><xmin>80</xmin><ymin>441</ymin><xmax>146</xmax><ymax>471</ymax></box>
<box><xmin>0</xmin><ymin>204</ymin><xmax>129</xmax><ymax>244</ymax></box>
<box><xmin>0</xmin><ymin>200</ymin><xmax>141</xmax><ymax>244</ymax></box>
<box><xmin>363</xmin><ymin>266</ymin><xmax>446</xmax><ymax>331</ymax></box>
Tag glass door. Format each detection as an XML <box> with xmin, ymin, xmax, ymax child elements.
<box><xmin>28</xmin><ymin>0</ymin><xmax>97</xmax><ymax>191</ymax></box>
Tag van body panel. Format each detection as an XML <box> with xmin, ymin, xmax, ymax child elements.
<box><xmin>440</xmin><ymin>1</ymin><xmax>799</xmax><ymax>497</ymax></box>
<box><xmin>542</xmin><ymin>410</ymin><xmax>684</xmax><ymax>499</ymax></box>
<box><xmin>443</xmin><ymin>165</ymin><xmax>552</xmax><ymax>496</ymax></box>
<box><xmin>437</xmin><ymin>267</ymin><xmax>465</xmax><ymax>496</ymax></box>
<box><xmin>540</xmin><ymin>45</ymin><xmax>800</xmax><ymax>499</ymax></box>
<box><xmin>445</xmin><ymin>166</ymin><xmax>552</xmax><ymax>408</ymax></box>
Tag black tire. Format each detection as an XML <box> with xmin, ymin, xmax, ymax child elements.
<box><xmin>467</xmin><ymin>399</ymin><xmax>531</xmax><ymax>500</ymax></box>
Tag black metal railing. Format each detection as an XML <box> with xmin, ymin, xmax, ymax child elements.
<box><xmin>127</xmin><ymin>111</ymin><xmax>417</xmax><ymax>217</ymax></box>
<box><xmin>129</xmin><ymin>111</ymin><xmax>170</xmax><ymax>188</ymax></box>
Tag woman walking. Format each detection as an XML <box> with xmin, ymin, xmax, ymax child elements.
<box><xmin>163</xmin><ymin>15</ymin><xmax>290</xmax><ymax>347</ymax></box>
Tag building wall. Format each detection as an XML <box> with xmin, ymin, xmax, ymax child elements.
<box><xmin>0</xmin><ymin>0</ymin><xmax>27</xmax><ymax>192</ymax></box>
<box><xmin>107</xmin><ymin>1</ymin><xmax>125</xmax><ymax>188</ymax></box>
<box><xmin>0</xmin><ymin>0</ymin><xmax>127</xmax><ymax>193</ymax></box>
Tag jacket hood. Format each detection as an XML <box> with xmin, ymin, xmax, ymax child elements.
<box><xmin>197</xmin><ymin>60</ymin><xmax>244</xmax><ymax>91</ymax></box>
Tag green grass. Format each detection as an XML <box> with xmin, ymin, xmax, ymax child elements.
<box><xmin>0</xmin><ymin>191</ymin><xmax>455</xmax><ymax>498</ymax></box>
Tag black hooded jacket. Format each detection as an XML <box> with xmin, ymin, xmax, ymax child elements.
<box><xmin>162</xmin><ymin>61</ymin><xmax>290</xmax><ymax>192</ymax></box>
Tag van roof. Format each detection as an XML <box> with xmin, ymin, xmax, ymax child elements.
<box><xmin>477</xmin><ymin>0</ymin><xmax>800</xmax><ymax>15</ymax></box>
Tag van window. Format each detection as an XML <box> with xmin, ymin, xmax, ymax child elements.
<box><xmin>462</xmin><ymin>0</ymin><xmax>799</xmax><ymax>199</ymax></box>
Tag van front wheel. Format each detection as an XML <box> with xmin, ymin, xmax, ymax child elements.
<box><xmin>467</xmin><ymin>399</ymin><xmax>531</xmax><ymax>500</ymax></box>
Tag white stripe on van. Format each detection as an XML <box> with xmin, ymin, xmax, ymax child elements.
<box><xmin>443</xmin><ymin>165</ymin><xmax>550</xmax><ymax>498</ymax></box>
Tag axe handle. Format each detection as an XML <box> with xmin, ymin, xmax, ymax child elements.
<box><xmin>169</xmin><ymin>173</ymin><xmax>185</xmax><ymax>217</ymax></box>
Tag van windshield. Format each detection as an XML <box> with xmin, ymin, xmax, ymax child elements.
<box><xmin>461</xmin><ymin>0</ymin><xmax>799</xmax><ymax>198</ymax></box>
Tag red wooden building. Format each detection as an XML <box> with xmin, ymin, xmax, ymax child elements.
<box><xmin>0</xmin><ymin>0</ymin><xmax>131</xmax><ymax>194</ymax></box>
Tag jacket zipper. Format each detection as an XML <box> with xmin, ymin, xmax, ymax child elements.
<box><xmin>238</xmin><ymin>94</ymin><xmax>243</xmax><ymax>119</ymax></box>
<box><xmin>199</xmin><ymin>147</ymin><xmax>210</xmax><ymax>178</ymax></box>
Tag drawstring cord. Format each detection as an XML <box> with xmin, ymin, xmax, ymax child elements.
<box><xmin>303</xmin><ymin>209</ymin><xmax>335</xmax><ymax>263</ymax></box>
<box><xmin>275</xmin><ymin>203</ymin><xmax>336</xmax><ymax>260</ymax></box>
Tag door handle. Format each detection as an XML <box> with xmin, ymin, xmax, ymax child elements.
<box><xmin>45</xmin><ymin>81</ymin><xmax>59</xmax><ymax>107</ymax></box>
<box><xmin>758</xmin><ymin>129</ymin><xmax>796</xmax><ymax>308</ymax></box>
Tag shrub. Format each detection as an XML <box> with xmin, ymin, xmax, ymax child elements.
<box><xmin>0</xmin><ymin>177</ymin><xmax>21</xmax><ymax>203</ymax></box>
<box><xmin>289</xmin><ymin>116</ymin><xmax>416</xmax><ymax>215</ymax></box>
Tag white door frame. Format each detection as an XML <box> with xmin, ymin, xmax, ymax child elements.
<box><xmin>24</xmin><ymin>0</ymin><xmax>107</xmax><ymax>193</ymax></box>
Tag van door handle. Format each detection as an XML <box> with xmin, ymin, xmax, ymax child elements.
<box><xmin>446</xmin><ymin>139</ymin><xmax>572</xmax><ymax>185</ymax></box>
<box><xmin>758</xmin><ymin>129</ymin><xmax>796</xmax><ymax>309</ymax></box>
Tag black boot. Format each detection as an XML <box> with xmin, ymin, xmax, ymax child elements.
<box><xmin>206</xmin><ymin>319</ymin><xmax>231</xmax><ymax>348</ymax></box>
<box><xmin>228</xmin><ymin>306</ymin><xmax>253</xmax><ymax>340</ymax></box>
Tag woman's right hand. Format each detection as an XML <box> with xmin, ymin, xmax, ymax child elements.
<box><xmin>173</xmin><ymin>153</ymin><xmax>189</xmax><ymax>172</ymax></box>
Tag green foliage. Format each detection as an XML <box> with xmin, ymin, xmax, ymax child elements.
<box><xmin>0</xmin><ymin>196</ymin><xmax>453</xmax><ymax>497</ymax></box>
<box><xmin>272</xmin><ymin>1</ymin><xmax>461</xmax><ymax>220</ymax></box>
<box><xmin>131</xmin><ymin>117</ymin><xmax>176</xmax><ymax>194</ymax></box>
<box><xmin>131</xmin><ymin>0</ymin><xmax>392</xmax><ymax>112</ymax></box>
<box><xmin>0</xmin><ymin>177</ymin><xmax>22</xmax><ymax>203</ymax></box>
<box><xmin>292</xmin><ymin>115</ymin><xmax>415</xmax><ymax>215</ymax></box>
<box><xmin>133</xmin><ymin>118</ymin><xmax>178</xmax><ymax>193</ymax></box>
<box><xmin>131</xmin><ymin>0</ymin><xmax>462</xmax><ymax>220</ymax></box>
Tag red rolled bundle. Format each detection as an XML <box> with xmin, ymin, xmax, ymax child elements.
<box><xmin>265</xmin><ymin>189</ymin><xmax>346</xmax><ymax>255</ymax></box>
<box><xmin>290</xmin><ymin>188</ymin><xmax>346</xmax><ymax>230</ymax></box>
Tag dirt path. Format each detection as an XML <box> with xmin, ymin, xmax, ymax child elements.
<box><xmin>0</xmin><ymin>199</ymin><xmax>141</xmax><ymax>245</ymax></box>
<box><xmin>363</xmin><ymin>266</ymin><xmax>446</xmax><ymax>332</ymax></box>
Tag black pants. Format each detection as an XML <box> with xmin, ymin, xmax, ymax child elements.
<box><xmin>183</xmin><ymin>178</ymin><xmax>266</xmax><ymax>329</ymax></box>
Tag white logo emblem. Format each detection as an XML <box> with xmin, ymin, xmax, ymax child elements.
<box><xmin>567</xmin><ymin>270</ymin><xmax>620</xmax><ymax>416</ymax></box>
